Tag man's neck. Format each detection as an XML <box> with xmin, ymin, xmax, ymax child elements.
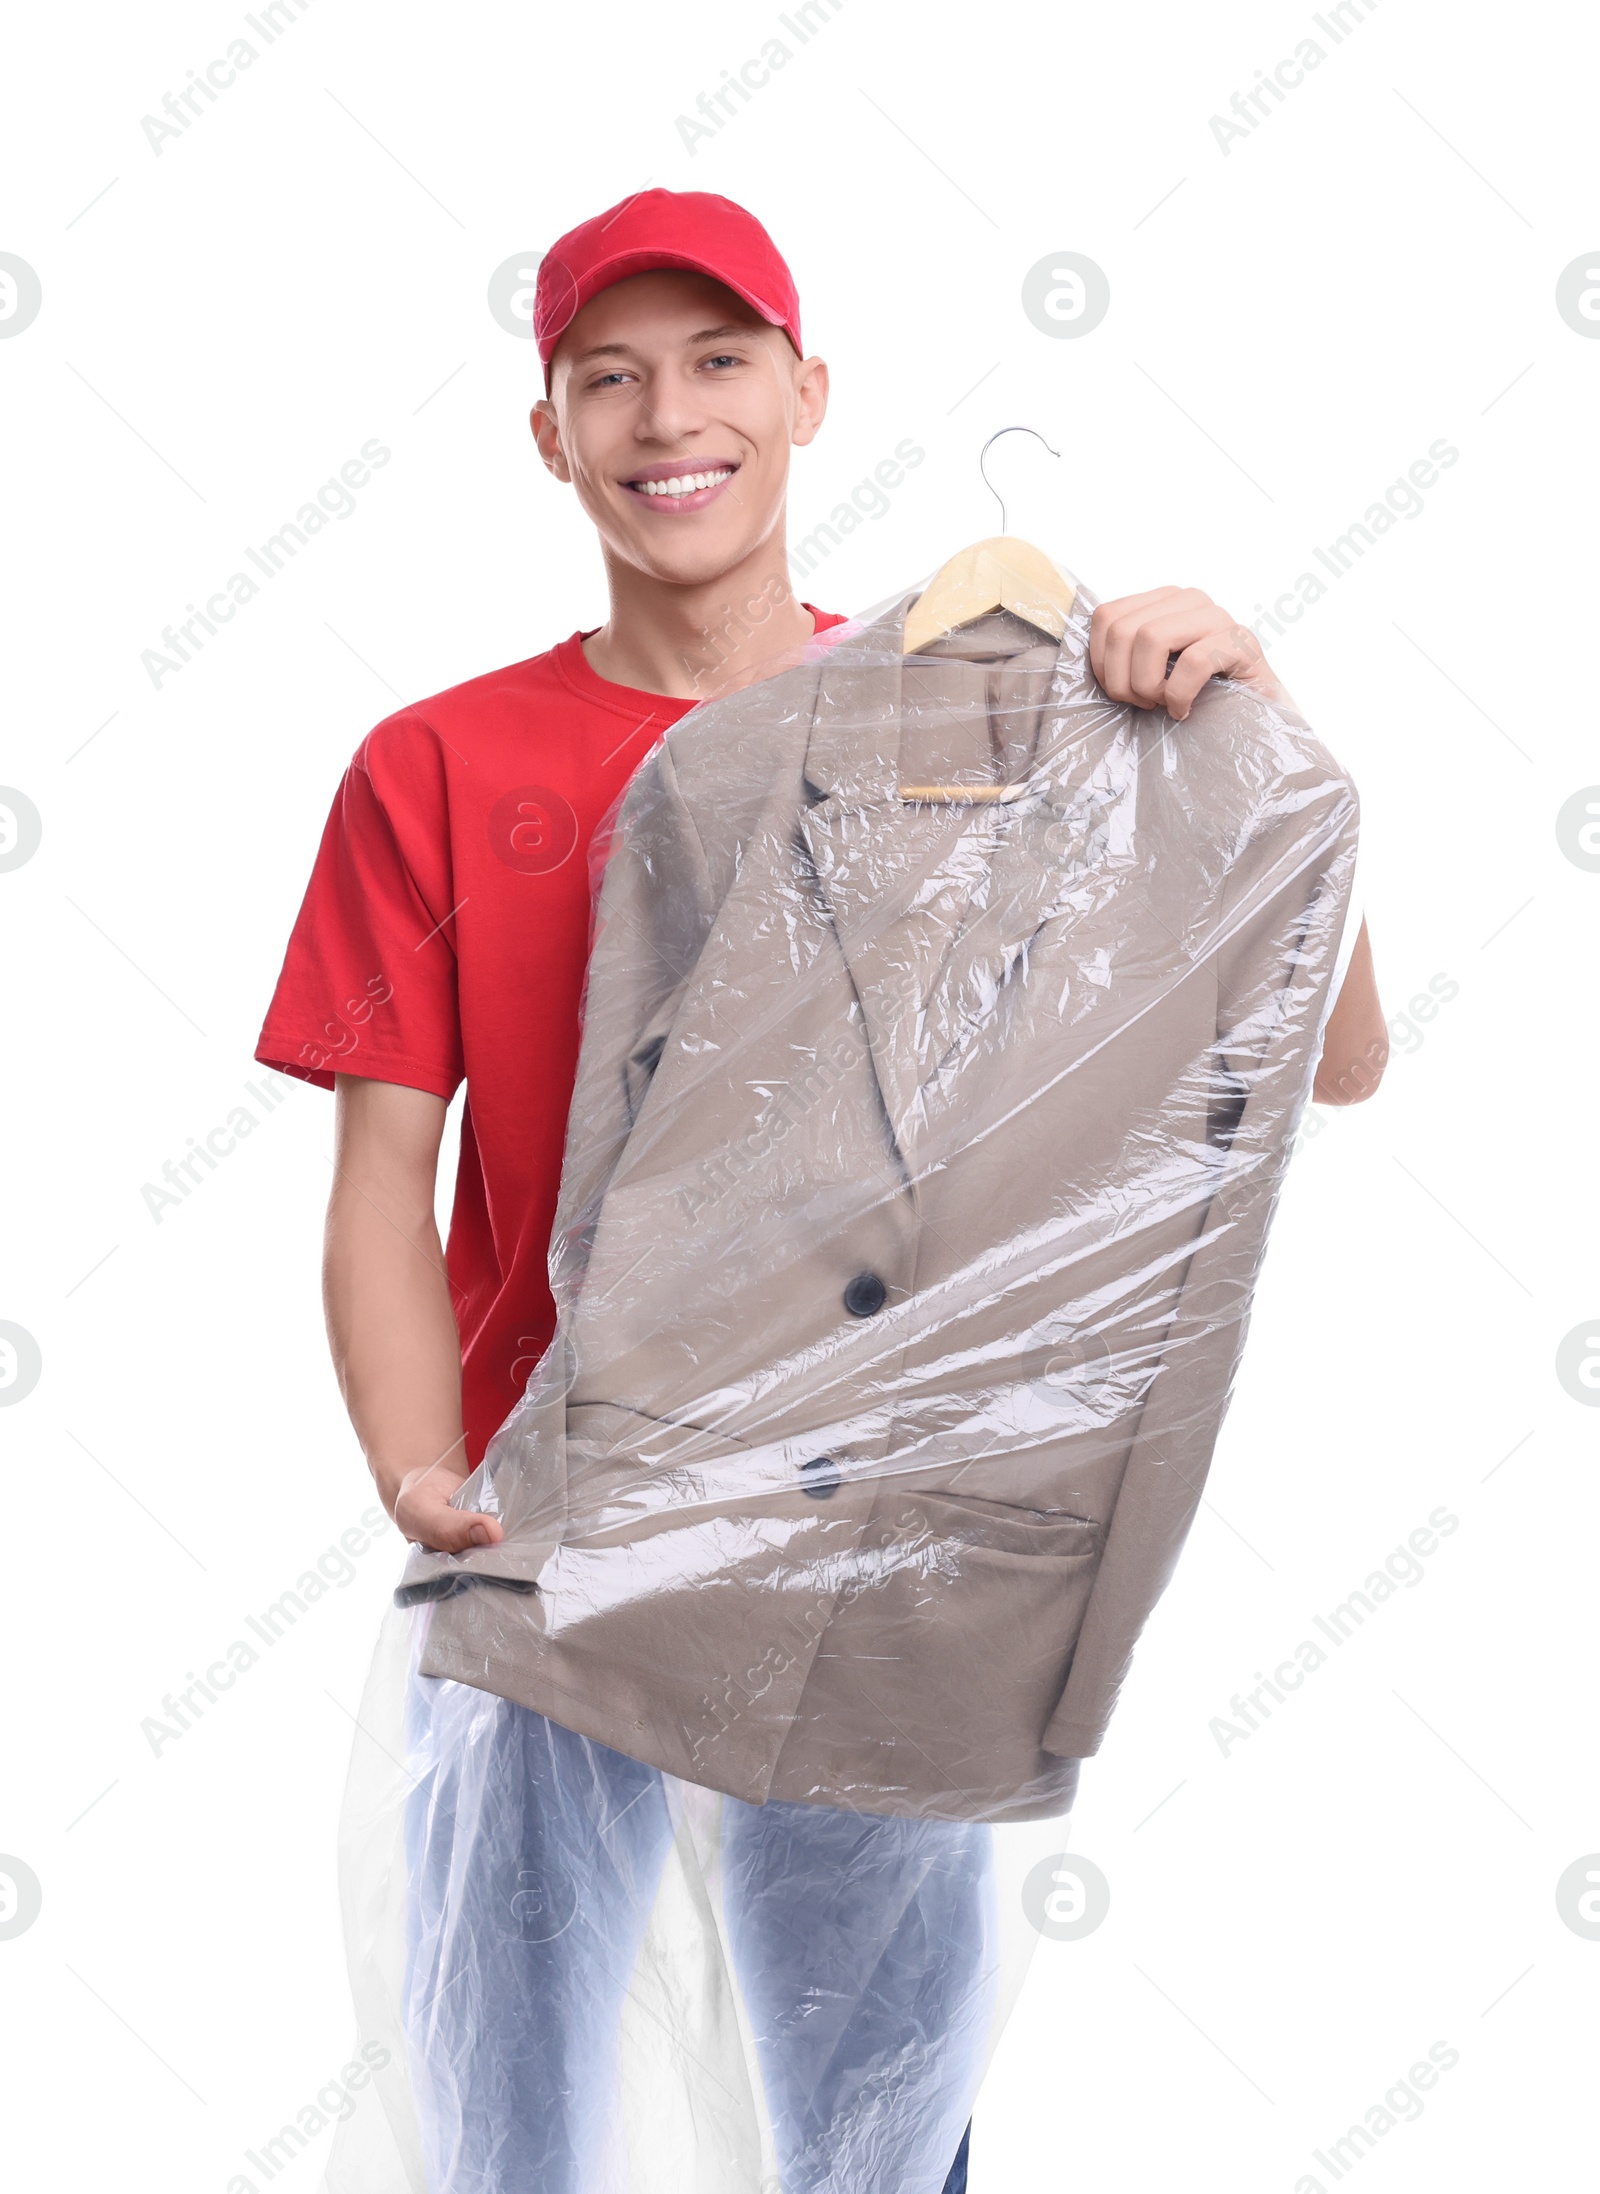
<box><xmin>581</xmin><ymin>529</ymin><xmax>816</xmax><ymax>702</ymax></box>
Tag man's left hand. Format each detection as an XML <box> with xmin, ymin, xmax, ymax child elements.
<box><xmin>1090</xmin><ymin>586</ymin><xmax>1279</xmax><ymax>722</ymax></box>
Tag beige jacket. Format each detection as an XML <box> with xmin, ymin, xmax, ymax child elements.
<box><xmin>399</xmin><ymin>588</ymin><xmax>1359</xmax><ymax>1822</ymax></box>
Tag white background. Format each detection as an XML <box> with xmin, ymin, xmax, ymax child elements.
<box><xmin>2</xmin><ymin>0</ymin><xmax>1596</xmax><ymax>2188</ymax></box>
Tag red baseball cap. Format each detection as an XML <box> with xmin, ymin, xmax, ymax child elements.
<box><xmin>535</xmin><ymin>189</ymin><xmax>803</xmax><ymax>388</ymax></box>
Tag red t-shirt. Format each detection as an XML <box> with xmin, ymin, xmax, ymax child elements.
<box><xmin>256</xmin><ymin>617</ymin><xmax>845</xmax><ymax>1466</ymax></box>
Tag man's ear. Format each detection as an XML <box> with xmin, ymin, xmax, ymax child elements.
<box><xmin>530</xmin><ymin>399</ymin><xmax>572</xmax><ymax>482</ymax></box>
<box><xmin>790</xmin><ymin>355</ymin><xmax>829</xmax><ymax>450</ymax></box>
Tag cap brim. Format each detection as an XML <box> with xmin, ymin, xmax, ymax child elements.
<box><xmin>541</xmin><ymin>248</ymin><xmax>792</xmax><ymax>388</ymax></box>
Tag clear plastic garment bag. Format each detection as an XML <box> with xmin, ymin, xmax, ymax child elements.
<box><xmin>323</xmin><ymin>561</ymin><xmax>1360</xmax><ymax>2194</ymax></box>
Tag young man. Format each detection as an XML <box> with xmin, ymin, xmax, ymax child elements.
<box><xmin>258</xmin><ymin>189</ymin><xmax>1386</xmax><ymax>2190</ymax></box>
<box><xmin>258</xmin><ymin>187</ymin><xmax>1384</xmax><ymax>1559</ymax></box>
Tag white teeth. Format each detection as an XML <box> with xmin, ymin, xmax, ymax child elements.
<box><xmin>634</xmin><ymin>469</ymin><xmax>733</xmax><ymax>498</ymax></box>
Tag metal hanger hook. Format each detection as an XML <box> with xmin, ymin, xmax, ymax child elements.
<box><xmin>978</xmin><ymin>425</ymin><xmax>1061</xmax><ymax>535</ymax></box>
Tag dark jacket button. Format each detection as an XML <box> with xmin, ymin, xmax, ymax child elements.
<box><xmin>843</xmin><ymin>1271</ymin><xmax>887</xmax><ymax>1317</ymax></box>
<box><xmin>799</xmin><ymin>1457</ymin><xmax>840</xmax><ymax>1500</ymax></box>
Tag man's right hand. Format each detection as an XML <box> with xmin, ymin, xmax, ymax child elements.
<box><xmin>326</xmin><ymin>1076</ymin><xmax>503</xmax><ymax>1555</ymax></box>
<box><xmin>394</xmin><ymin>1461</ymin><xmax>504</xmax><ymax>1553</ymax></box>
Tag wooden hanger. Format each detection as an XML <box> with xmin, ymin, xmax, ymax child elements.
<box><xmin>898</xmin><ymin>429</ymin><xmax>1077</xmax><ymax>800</ymax></box>
<box><xmin>901</xmin><ymin>535</ymin><xmax>1076</xmax><ymax>656</ymax></box>
<box><xmin>901</xmin><ymin>427</ymin><xmax>1076</xmax><ymax>657</ymax></box>
<box><xmin>898</xmin><ymin>777</ymin><xmax>1034</xmax><ymax>805</ymax></box>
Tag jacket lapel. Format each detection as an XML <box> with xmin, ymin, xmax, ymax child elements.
<box><xmin>911</xmin><ymin>630</ymin><xmax>1150</xmax><ymax>1088</ymax></box>
<box><xmin>796</xmin><ymin>600</ymin><xmax>1002</xmax><ymax>1150</ymax></box>
<box><xmin>797</xmin><ymin>593</ymin><xmax>1147</xmax><ymax>1154</ymax></box>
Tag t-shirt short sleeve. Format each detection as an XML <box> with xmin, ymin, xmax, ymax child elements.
<box><xmin>255</xmin><ymin>716</ymin><xmax>465</xmax><ymax>1099</ymax></box>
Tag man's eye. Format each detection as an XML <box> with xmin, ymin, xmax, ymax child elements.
<box><xmin>591</xmin><ymin>370</ymin><xmax>631</xmax><ymax>388</ymax></box>
<box><xmin>701</xmin><ymin>353</ymin><xmax>741</xmax><ymax>370</ymax></box>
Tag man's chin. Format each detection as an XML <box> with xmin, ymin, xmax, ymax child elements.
<box><xmin>616</xmin><ymin>530</ymin><xmax>766</xmax><ymax>594</ymax></box>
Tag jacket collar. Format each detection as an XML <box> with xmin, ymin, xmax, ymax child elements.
<box><xmin>795</xmin><ymin>585</ymin><xmax>1154</xmax><ymax>1156</ymax></box>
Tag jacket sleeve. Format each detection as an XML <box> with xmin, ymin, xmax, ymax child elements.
<box><xmin>1041</xmin><ymin>769</ymin><xmax>1359</xmax><ymax>1758</ymax></box>
<box><xmin>394</xmin><ymin>735</ymin><xmax>717</xmax><ymax>1606</ymax></box>
<box><xmin>546</xmin><ymin>737</ymin><xmax>719</xmax><ymax>1302</ymax></box>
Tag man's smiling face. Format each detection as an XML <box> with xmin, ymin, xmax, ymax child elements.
<box><xmin>534</xmin><ymin>268</ymin><xmax>827</xmax><ymax>589</ymax></box>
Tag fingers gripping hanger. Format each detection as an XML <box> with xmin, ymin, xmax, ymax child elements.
<box><xmin>900</xmin><ymin>426</ymin><xmax>1078</xmax><ymax>660</ymax></box>
<box><xmin>898</xmin><ymin>426</ymin><xmax>1079</xmax><ymax>802</ymax></box>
